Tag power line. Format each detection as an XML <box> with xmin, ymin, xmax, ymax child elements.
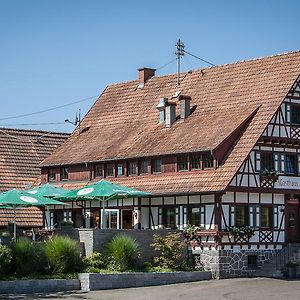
<box><xmin>157</xmin><ymin>58</ymin><xmax>177</xmax><ymax>71</ymax></box>
<box><xmin>0</xmin><ymin>122</ymin><xmax>66</xmax><ymax>126</ymax></box>
<box><xmin>0</xmin><ymin>95</ymin><xmax>98</xmax><ymax>121</ymax></box>
<box><xmin>183</xmin><ymin>49</ymin><xmax>216</xmax><ymax>66</ymax></box>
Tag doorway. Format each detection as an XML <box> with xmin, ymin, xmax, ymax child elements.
<box><xmin>122</xmin><ymin>209</ymin><xmax>133</xmax><ymax>229</ymax></box>
<box><xmin>286</xmin><ymin>196</ymin><xmax>300</xmax><ymax>243</ymax></box>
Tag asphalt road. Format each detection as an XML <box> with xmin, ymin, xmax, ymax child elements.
<box><xmin>2</xmin><ymin>278</ymin><xmax>300</xmax><ymax>300</ymax></box>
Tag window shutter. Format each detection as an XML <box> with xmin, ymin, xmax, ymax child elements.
<box><xmin>286</xmin><ymin>103</ymin><xmax>291</xmax><ymax>123</ymax></box>
<box><xmin>255</xmin><ymin>152</ymin><xmax>261</xmax><ymax>172</ymax></box>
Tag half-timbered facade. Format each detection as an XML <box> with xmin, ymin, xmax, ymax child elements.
<box><xmin>40</xmin><ymin>51</ymin><xmax>300</xmax><ymax>277</ymax></box>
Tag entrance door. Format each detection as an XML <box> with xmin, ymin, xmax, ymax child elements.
<box><xmin>286</xmin><ymin>199</ymin><xmax>300</xmax><ymax>243</ymax></box>
<box><xmin>122</xmin><ymin>210</ymin><xmax>133</xmax><ymax>229</ymax></box>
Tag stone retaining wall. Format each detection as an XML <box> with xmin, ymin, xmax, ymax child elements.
<box><xmin>79</xmin><ymin>271</ymin><xmax>211</xmax><ymax>291</ymax></box>
<box><xmin>0</xmin><ymin>279</ymin><xmax>80</xmax><ymax>294</ymax></box>
<box><xmin>193</xmin><ymin>249</ymin><xmax>278</xmax><ymax>278</ymax></box>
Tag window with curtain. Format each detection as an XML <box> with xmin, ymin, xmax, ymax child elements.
<box><xmin>235</xmin><ymin>206</ymin><xmax>249</xmax><ymax>227</ymax></box>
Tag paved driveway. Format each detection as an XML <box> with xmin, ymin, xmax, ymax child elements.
<box><xmin>2</xmin><ymin>278</ymin><xmax>300</xmax><ymax>300</ymax></box>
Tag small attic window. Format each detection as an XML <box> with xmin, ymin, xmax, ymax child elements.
<box><xmin>291</xmin><ymin>104</ymin><xmax>300</xmax><ymax>125</ymax></box>
<box><xmin>203</xmin><ymin>153</ymin><xmax>214</xmax><ymax>169</ymax></box>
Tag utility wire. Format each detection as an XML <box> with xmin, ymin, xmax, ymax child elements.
<box><xmin>157</xmin><ymin>58</ymin><xmax>177</xmax><ymax>71</ymax></box>
<box><xmin>0</xmin><ymin>95</ymin><xmax>98</xmax><ymax>121</ymax></box>
<box><xmin>183</xmin><ymin>50</ymin><xmax>216</xmax><ymax>67</ymax></box>
<box><xmin>0</xmin><ymin>122</ymin><xmax>66</xmax><ymax>126</ymax></box>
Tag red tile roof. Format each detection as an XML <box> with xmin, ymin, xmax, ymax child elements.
<box><xmin>41</xmin><ymin>51</ymin><xmax>300</xmax><ymax>194</ymax></box>
<box><xmin>0</xmin><ymin>128</ymin><xmax>69</xmax><ymax>227</ymax></box>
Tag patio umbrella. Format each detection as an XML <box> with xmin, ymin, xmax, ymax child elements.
<box><xmin>54</xmin><ymin>179</ymin><xmax>150</xmax><ymax>229</ymax></box>
<box><xmin>0</xmin><ymin>188</ymin><xmax>66</xmax><ymax>240</ymax></box>
<box><xmin>26</xmin><ymin>183</ymin><xmax>69</xmax><ymax>198</ymax></box>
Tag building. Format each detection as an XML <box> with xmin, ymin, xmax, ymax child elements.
<box><xmin>40</xmin><ymin>51</ymin><xmax>300</xmax><ymax>276</ymax></box>
<box><xmin>0</xmin><ymin>128</ymin><xmax>69</xmax><ymax>230</ymax></box>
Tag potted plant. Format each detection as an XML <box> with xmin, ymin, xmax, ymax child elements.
<box><xmin>59</xmin><ymin>219</ymin><xmax>74</xmax><ymax>229</ymax></box>
<box><xmin>285</xmin><ymin>261</ymin><xmax>298</xmax><ymax>278</ymax></box>
<box><xmin>225</xmin><ymin>226</ymin><xmax>255</xmax><ymax>240</ymax></box>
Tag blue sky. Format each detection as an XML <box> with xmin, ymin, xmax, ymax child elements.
<box><xmin>1</xmin><ymin>0</ymin><xmax>300</xmax><ymax>132</ymax></box>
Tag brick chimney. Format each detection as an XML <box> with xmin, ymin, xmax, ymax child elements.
<box><xmin>138</xmin><ymin>68</ymin><xmax>156</xmax><ymax>87</ymax></box>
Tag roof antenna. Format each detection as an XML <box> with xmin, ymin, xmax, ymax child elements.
<box><xmin>65</xmin><ymin>108</ymin><xmax>81</xmax><ymax>130</ymax></box>
<box><xmin>175</xmin><ymin>39</ymin><xmax>185</xmax><ymax>86</ymax></box>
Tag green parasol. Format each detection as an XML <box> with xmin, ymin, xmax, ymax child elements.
<box><xmin>27</xmin><ymin>183</ymin><xmax>69</xmax><ymax>198</ymax></box>
<box><xmin>0</xmin><ymin>188</ymin><xmax>66</xmax><ymax>239</ymax></box>
<box><xmin>55</xmin><ymin>179</ymin><xmax>150</xmax><ymax>229</ymax></box>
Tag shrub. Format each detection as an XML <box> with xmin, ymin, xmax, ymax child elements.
<box><xmin>44</xmin><ymin>236</ymin><xmax>82</xmax><ymax>274</ymax></box>
<box><xmin>151</xmin><ymin>232</ymin><xmax>185</xmax><ymax>270</ymax></box>
<box><xmin>83</xmin><ymin>252</ymin><xmax>106</xmax><ymax>269</ymax></box>
<box><xmin>106</xmin><ymin>234</ymin><xmax>140</xmax><ymax>271</ymax></box>
<box><xmin>12</xmin><ymin>238</ymin><xmax>43</xmax><ymax>276</ymax></box>
<box><xmin>0</xmin><ymin>245</ymin><xmax>13</xmax><ymax>277</ymax></box>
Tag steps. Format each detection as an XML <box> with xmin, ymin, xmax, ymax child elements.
<box><xmin>255</xmin><ymin>243</ymin><xmax>300</xmax><ymax>278</ymax></box>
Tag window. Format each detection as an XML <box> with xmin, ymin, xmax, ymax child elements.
<box><xmin>117</xmin><ymin>163</ymin><xmax>124</xmax><ymax>176</ymax></box>
<box><xmin>285</xmin><ymin>154</ymin><xmax>297</xmax><ymax>174</ymax></box>
<box><xmin>140</xmin><ymin>160</ymin><xmax>148</xmax><ymax>174</ymax></box>
<box><xmin>235</xmin><ymin>206</ymin><xmax>249</xmax><ymax>227</ymax></box>
<box><xmin>95</xmin><ymin>164</ymin><xmax>104</xmax><ymax>178</ymax></box>
<box><xmin>189</xmin><ymin>206</ymin><xmax>205</xmax><ymax>228</ymax></box>
<box><xmin>203</xmin><ymin>153</ymin><xmax>214</xmax><ymax>169</ymax></box>
<box><xmin>261</xmin><ymin>152</ymin><xmax>274</xmax><ymax>171</ymax></box>
<box><xmin>60</xmin><ymin>167</ymin><xmax>68</xmax><ymax>181</ymax></box>
<box><xmin>48</xmin><ymin>168</ymin><xmax>56</xmax><ymax>182</ymax></box>
<box><xmin>163</xmin><ymin>207</ymin><xmax>177</xmax><ymax>228</ymax></box>
<box><xmin>102</xmin><ymin>209</ymin><xmax>119</xmax><ymax>229</ymax></box>
<box><xmin>247</xmin><ymin>255</ymin><xmax>258</xmax><ymax>269</ymax></box>
<box><xmin>260</xmin><ymin>206</ymin><xmax>273</xmax><ymax>228</ymax></box>
<box><xmin>191</xmin><ymin>155</ymin><xmax>201</xmax><ymax>170</ymax></box>
<box><xmin>177</xmin><ymin>156</ymin><xmax>188</xmax><ymax>171</ymax></box>
<box><xmin>106</xmin><ymin>163</ymin><xmax>114</xmax><ymax>177</ymax></box>
<box><xmin>128</xmin><ymin>161</ymin><xmax>137</xmax><ymax>175</ymax></box>
<box><xmin>291</xmin><ymin>104</ymin><xmax>300</xmax><ymax>124</ymax></box>
<box><xmin>153</xmin><ymin>159</ymin><xmax>162</xmax><ymax>173</ymax></box>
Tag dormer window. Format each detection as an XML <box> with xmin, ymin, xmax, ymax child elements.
<box><xmin>95</xmin><ymin>164</ymin><xmax>104</xmax><ymax>178</ymax></box>
<box><xmin>106</xmin><ymin>163</ymin><xmax>114</xmax><ymax>177</ymax></box>
<box><xmin>128</xmin><ymin>161</ymin><xmax>137</xmax><ymax>176</ymax></box>
<box><xmin>191</xmin><ymin>155</ymin><xmax>201</xmax><ymax>170</ymax></box>
<box><xmin>203</xmin><ymin>153</ymin><xmax>214</xmax><ymax>169</ymax></box>
<box><xmin>60</xmin><ymin>167</ymin><xmax>69</xmax><ymax>181</ymax></box>
<box><xmin>178</xmin><ymin>156</ymin><xmax>188</xmax><ymax>171</ymax></box>
<box><xmin>117</xmin><ymin>163</ymin><xmax>124</xmax><ymax>176</ymax></box>
<box><xmin>48</xmin><ymin>168</ymin><xmax>56</xmax><ymax>182</ymax></box>
<box><xmin>153</xmin><ymin>159</ymin><xmax>162</xmax><ymax>173</ymax></box>
<box><xmin>140</xmin><ymin>160</ymin><xmax>148</xmax><ymax>174</ymax></box>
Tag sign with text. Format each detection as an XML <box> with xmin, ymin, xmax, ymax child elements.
<box><xmin>274</xmin><ymin>176</ymin><xmax>300</xmax><ymax>190</ymax></box>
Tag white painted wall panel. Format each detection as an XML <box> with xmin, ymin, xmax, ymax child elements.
<box><xmin>221</xmin><ymin>205</ymin><xmax>230</xmax><ymax>229</ymax></box>
<box><xmin>261</xmin><ymin>194</ymin><xmax>272</xmax><ymax>204</ymax></box>
<box><xmin>141</xmin><ymin>207</ymin><xmax>149</xmax><ymax>229</ymax></box>
<box><xmin>205</xmin><ymin>205</ymin><xmax>214</xmax><ymax>229</ymax></box>
<box><xmin>164</xmin><ymin>197</ymin><xmax>175</xmax><ymax>205</ymax></box>
<box><xmin>150</xmin><ymin>207</ymin><xmax>159</xmax><ymax>229</ymax></box>
<box><xmin>273</xmin><ymin>194</ymin><xmax>284</xmax><ymax>204</ymax></box>
<box><xmin>176</xmin><ymin>195</ymin><xmax>188</xmax><ymax>204</ymax></box>
<box><xmin>202</xmin><ymin>195</ymin><xmax>214</xmax><ymax>203</ymax></box>
<box><xmin>151</xmin><ymin>197</ymin><xmax>163</xmax><ymax>206</ymax></box>
<box><xmin>123</xmin><ymin>198</ymin><xmax>134</xmax><ymax>206</ymax></box>
<box><xmin>222</xmin><ymin>192</ymin><xmax>234</xmax><ymax>203</ymax></box>
<box><xmin>249</xmin><ymin>193</ymin><xmax>259</xmax><ymax>204</ymax></box>
<box><xmin>236</xmin><ymin>192</ymin><xmax>248</xmax><ymax>203</ymax></box>
<box><xmin>189</xmin><ymin>195</ymin><xmax>200</xmax><ymax>204</ymax></box>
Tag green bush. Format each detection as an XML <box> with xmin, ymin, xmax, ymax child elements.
<box><xmin>151</xmin><ymin>232</ymin><xmax>185</xmax><ymax>270</ymax></box>
<box><xmin>0</xmin><ymin>245</ymin><xmax>13</xmax><ymax>277</ymax></box>
<box><xmin>12</xmin><ymin>238</ymin><xmax>43</xmax><ymax>276</ymax></box>
<box><xmin>106</xmin><ymin>234</ymin><xmax>140</xmax><ymax>272</ymax></box>
<box><xmin>83</xmin><ymin>252</ymin><xmax>106</xmax><ymax>269</ymax></box>
<box><xmin>44</xmin><ymin>236</ymin><xmax>82</xmax><ymax>274</ymax></box>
